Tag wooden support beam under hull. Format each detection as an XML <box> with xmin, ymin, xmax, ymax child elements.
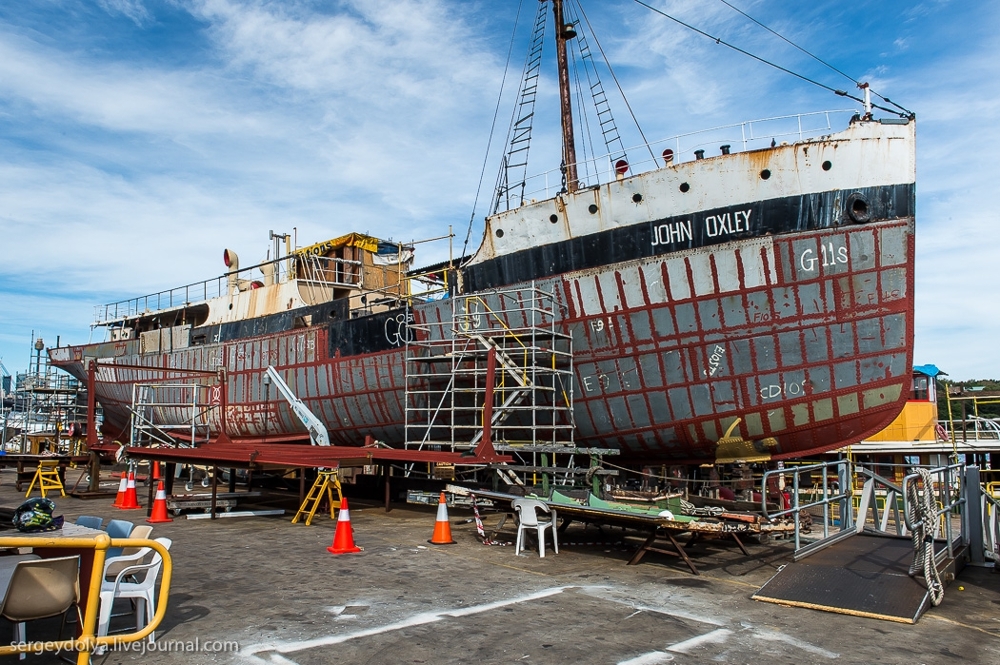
<box><xmin>120</xmin><ymin>442</ymin><xmax>511</xmax><ymax>469</ymax></box>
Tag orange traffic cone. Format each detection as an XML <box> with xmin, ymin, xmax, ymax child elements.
<box><xmin>119</xmin><ymin>470</ymin><xmax>142</xmax><ymax>510</ymax></box>
<box><xmin>428</xmin><ymin>492</ymin><xmax>456</xmax><ymax>545</ymax></box>
<box><xmin>327</xmin><ymin>497</ymin><xmax>362</xmax><ymax>554</ymax></box>
<box><xmin>111</xmin><ymin>473</ymin><xmax>127</xmax><ymax>507</ymax></box>
<box><xmin>147</xmin><ymin>480</ymin><xmax>173</xmax><ymax>524</ymax></box>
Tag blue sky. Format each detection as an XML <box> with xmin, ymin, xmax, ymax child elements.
<box><xmin>0</xmin><ymin>0</ymin><xmax>997</xmax><ymax>381</ymax></box>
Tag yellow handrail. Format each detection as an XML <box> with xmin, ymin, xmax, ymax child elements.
<box><xmin>462</xmin><ymin>295</ymin><xmax>531</xmax><ymax>386</ymax></box>
<box><xmin>0</xmin><ymin>534</ymin><xmax>172</xmax><ymax>664</ymax></box>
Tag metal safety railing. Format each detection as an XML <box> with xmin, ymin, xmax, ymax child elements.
<box><xmin>762</xmin><ymin>460</ymin><xmax>971</xmax><ymax>563</ymax></box>
<box><xmin>94</xmin><ymin>253</ymin><xmax>362</xmax><ymax>326</ymax></box>
<box><xmin>981</xmin><ymin>489</ymin><xmax>1000</xmax><ymax>564</ymax></box>
<box><xmin>509</xmin><ymin>110</ymin><xmax>859</xmax><ymax>206</ymax></box>
<box><xmin>0</xmin><ymin>535</ymin><xmax>172</xmax><ymax>664</ymax></box>
<box><xmin>762</xmin><ymin>460</ymin><xmax>854</xmax><ymax>556</ymax></box>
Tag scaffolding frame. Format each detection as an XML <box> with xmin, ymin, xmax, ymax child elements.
<box><xmin>129</xmin><ymin>382</ymin><xmax>216</xmax><ymax>449</ymax></box>
<box><xmin>404</xmin><ymin>283</ymin><xmax>574</xmax><ymax>454</ymax></box>
<box><xmin>1</xmin><ymin>344</ymin><xmax>88</xmax><ymax>454</ymax></box>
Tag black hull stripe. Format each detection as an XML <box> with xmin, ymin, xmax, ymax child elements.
<box><xmin>462</xmin><ymin>184</ymin><xmax>914</xmax><ymax>291</ymax></box>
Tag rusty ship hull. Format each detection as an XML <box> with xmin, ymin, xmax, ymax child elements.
<box><xmin>50</xmin><ymin>118</ymin><xmax>916</xmax><ymax>464</ymax></box>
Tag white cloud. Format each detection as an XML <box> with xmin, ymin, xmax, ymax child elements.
<box><xmin>0</xmin><ymin>31</ymin><xmax>266</xmax><ymax>138</ymax></box>
<box><xmin>98</xmin><ymin>0</ymin><xmax>152</xmax><ymax>26</ymax></box>
<box><xmin>1</xmin><ymin>0</ymin><xmax>1000</xmax><ymax>386</ymax></box>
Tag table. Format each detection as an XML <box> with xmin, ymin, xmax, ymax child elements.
<box><xmin>449</xmin><ymin>485</ymin><xmax>794</xmax><ymax>574</ymax></box>
<box><xmin>0</xmin><ymin>523</ymin><xmax>170</xmax><ymax>664</ymax></box>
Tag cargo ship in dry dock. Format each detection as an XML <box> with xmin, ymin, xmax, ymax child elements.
<box><xmin>49</xmin><ymin>0</ymin><xmax>916</xmax><ymax>465</ymax></box>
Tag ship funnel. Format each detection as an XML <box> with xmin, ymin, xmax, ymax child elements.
<box><xmin>260</xmin><ymin>260</ymin><xmax>277</xmax><ymax>286</ymax></box>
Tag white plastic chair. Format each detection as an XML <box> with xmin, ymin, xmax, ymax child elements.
<box><xmin>96</xmin><ymin>537</ymin><xmax>171</xmax><ymax>649</ymax></box>
<box><xmin>512</xmin><ymin>498</ymin><xmax>558</xmax><ymax>558</ymax></box>
<box><xmin>104</xmin><ymin>524</ymin><xmax>153</xmax><ymax>580</ymax></box>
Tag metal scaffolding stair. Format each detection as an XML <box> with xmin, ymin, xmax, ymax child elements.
<box><xmin>404</xmin><ymin>283</ymin><xmax>574</xmax><ymax>455</ymax></box>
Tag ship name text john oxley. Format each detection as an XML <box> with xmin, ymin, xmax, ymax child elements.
<box><xmin>650</xmin><ymin>208</ymin><xmax>753</xmax><ymax>247</ymax></box>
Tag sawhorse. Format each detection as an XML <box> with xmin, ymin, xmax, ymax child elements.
<box><xmin>627</xmin><ymin>527</ymin><xmax>750</xmax><ymax>575</ymax></box>
<box><xmin>292</xmin><ymin>470</ymin><xmax>342</xmax><ymax>525</ymax></box>
<box><xmin>25</xmin><ymin>460</ymin><xmax>66</xmax><ymax>499</ymax></box>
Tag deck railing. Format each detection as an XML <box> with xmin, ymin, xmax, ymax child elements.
<box><xmin>93</xmin><ymin>253</ymin><xmax>362</xmax><ymax>326</ymax></box>
<box><xmin>498</xmin><ymin>110</ymin><xmax>860</xmax><ymax>210</ymax></box>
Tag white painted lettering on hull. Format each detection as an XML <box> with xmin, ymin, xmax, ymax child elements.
<box><xmin>650</xmin><ymin>220</ymin><xmax>693</xmax><ymax>247</ymax></box>
<box><xmin>800</xmin><ymin>243</ymin><xmax>848</xmax><ymax>271</ymax></box>
<box><xmin>760</xmin><ymin>380</ymin><xmax>807</xmax><ymax>400</ymax></box>
<box><xmin>705</xmin><ymin>345</ymin><xmax>726</xmax><ymax>377</ymax></box>
<box><xmin>705</xmin><ymin>209</ymin><xmax>752</xmax><ymax>238</ymax></box>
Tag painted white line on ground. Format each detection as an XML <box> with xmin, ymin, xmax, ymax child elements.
<box><xmin>267</xmin><ymin>654</ymin><xmax>299</xmax><ymax>665</ymax></box>
<box><xmin>239</xmin><ymin>586</ymin><xmax>575</xmax><ymax>661</ymax></box>
<box><xmin>666</xmin><ymin>628</ymin><xmax>734</xmax><ymax>653</ymax></box>
<box><xmin>752</xmin><ymin>630</ymin><xmax>840</xmax><ymax>659</ymax></box>
<box><xmin>617</xmin><ymin>650</ymin><xmax>675</xmax><ymax>665</ymax></box>
<box><xmin>576</xmin><ymin>587</ymin><xmax>725</xmax><ymax>627</ymax></box>
<box><xmin>186</xmin><ymin>510</ymin><xmax>286</xmax><ymax>519</ymax></box>
<box><xmin>628</xmin><ymin>602</ymin><xmax>725</xmax><ymax>627</ymax></box>
<box><xmin>442</xmin><ymin>586</ymin><xmax>574</xmax><ymax>618</ymax></box>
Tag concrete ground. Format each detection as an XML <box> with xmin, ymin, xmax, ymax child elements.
<box><xmin>1</xmin><ymin>467</ymin><xmax>999</xmax><ymax>665</ymax></box>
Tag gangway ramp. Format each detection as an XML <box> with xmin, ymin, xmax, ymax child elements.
<box><xmin>752</xmin><ymin>532</ymin><xmax>940</xmax><ymax>623</ymax></box>
<box><xmin>752</xmin><ymin>461</ymin><xmax>973</xmax><ymax>624</ymax></box>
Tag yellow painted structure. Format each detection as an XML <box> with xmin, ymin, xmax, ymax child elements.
<box><xmin>864</xmin><ymin>401</ymin><xmax>937</xmax><ymax>444</ymax></box>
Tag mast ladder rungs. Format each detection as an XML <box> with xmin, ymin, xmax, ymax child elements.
<box><xmin>292</xmin><ymin>470</ymin><xmax>343</xmax><ymax>526</ymax></box>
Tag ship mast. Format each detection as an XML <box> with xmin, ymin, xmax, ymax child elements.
<box><xmin>553</xmin><ymin>0</ymin><xmax>578</xmax><ymax>193</ymax></box>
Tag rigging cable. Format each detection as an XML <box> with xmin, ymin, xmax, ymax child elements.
<box><xmin>631</xmin><ymin>0</ymin><xmax>909</xmax><ymax>118</ymax></box>
<box><xmin>575</xmin><ymin>1</ymin><xmax>659</xmax><ymax>166</ymax></box>
<box><xmin>568</xmin><ymin>39</ymin><xmax>596</xmax><ymax>186</ymax></box>
<box><xmin>462</xmin><ymin>0</ymin><xmax>527</xmax><ymax>262</ymax></box>
<box><xmin>716</xmin><ymin>0</ymin><xmax>913</xmax><ymax>117</ymax></box>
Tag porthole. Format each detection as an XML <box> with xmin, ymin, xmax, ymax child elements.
<box><xmin>760</xmin><ymin>169</ymin><xmax>771</xmax><ymax>180</ymax></box>
<box><xmin>632</xmin><ymin>193</ymin><xmax>643</xmax><ymax>203</ymax></box>
<box><xmin>228</xmin><ymin>303</ymin><xmax>233</xmax><ymax>310</ymax></box>
<box><xmin>496</xmin><ymin>228</ymin><xmax>505</xmax><ymax>238</ymax></box>
<box><xmin>679</xmin><ymin>182</ymin><xmax>690</xmax><ymax>193</ymax></box>
<box><xmin>588</xmin><ymin>204</ymin><xmax>599</xmax><ymax>214</ymax></box>
<box><xmin>822</xmin><ymin>160</ymin><xmax>832</xmax><ymax>171</ymax></box>
<box><xmin>549</xmin><ymin>214</ymin><xmax>558</xmax><ymax>223</ymax></box>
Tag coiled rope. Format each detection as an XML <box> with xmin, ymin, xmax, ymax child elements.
<box><xmin>906</xmin><ymin>468</ymin><xmax>945</xmax><ymax>606</ymax></box>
